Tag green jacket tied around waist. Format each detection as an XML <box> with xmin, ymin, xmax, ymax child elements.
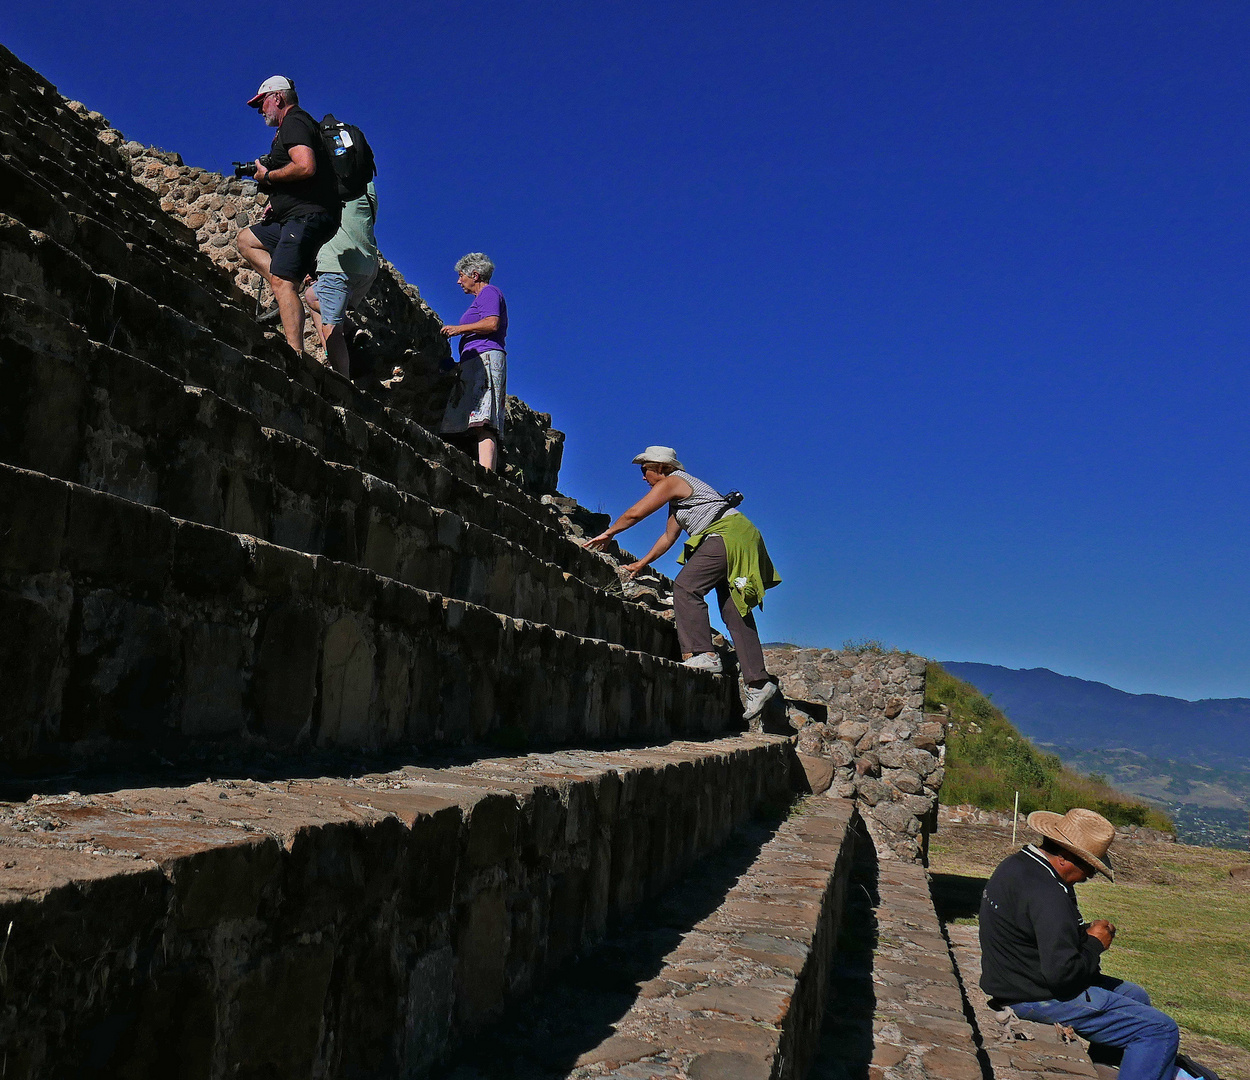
<box><xmin>677</xmin><ymin>512</ymin><xmax>782</xmax><ymax>618</ymax></box>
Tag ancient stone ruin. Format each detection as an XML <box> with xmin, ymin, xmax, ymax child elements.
<box><xmin>0</xmin><ymin>41</ymin><xmax>1080</xmax><ymax>1080</ymax></box>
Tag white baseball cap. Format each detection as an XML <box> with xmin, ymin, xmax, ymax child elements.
<box><xmin>248</xmin><ymin>76</ymin><xmax>294</xmax><ymax>108</ymax></box>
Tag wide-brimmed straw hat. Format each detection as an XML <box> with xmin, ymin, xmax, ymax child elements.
<box><xmin>631</xmin><ymin>445</ymin><xmax>683</xmax><ymax>471</ymax></box>
<box><xmin>1027</xmin><ymin>807</ymin><xmax>1115</xmax><ymax>880</ymax></box>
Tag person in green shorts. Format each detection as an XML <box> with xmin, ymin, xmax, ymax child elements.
<box><xmin>303</xmin><ymin>180</ymin><xmax>379</xmax><ymax>378</ymax></box>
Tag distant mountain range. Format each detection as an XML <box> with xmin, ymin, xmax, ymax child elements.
<box><xmin>941</xmin><ymin>663</ymin><xmax>1250</xmax><ymax>765</ymax></box>
<box><xmin>942</xmin><ymin>663</ymin><xmax>1250</xmax><ymax>844</ymax></box>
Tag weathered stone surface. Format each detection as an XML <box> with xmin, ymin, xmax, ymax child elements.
<box><xmin>0</xmin><ymin>463</ymin><xmax>736</xmax><ymax>763</ymax></box>
<box><xmin>498</xmin><ymin>797</ymin><xmax>858</xmax><ymax>1080</ymax></box>
<box><xmin>0</xmin><ymin>735</ymin><xmax>795</xmax><ymax>1077</ymax></box>
<box><xmin>765</xmin><ymin>646</ymin><xmax>940</xmax><ymax>860</ymax></box>
<box><xmin>946</xmin><ymin>923</ymin><xmax>1102</xmax><ymax>1078</ymax></box>
<box><xmin>797</xmin><ymin>752</ymin><xmax>834</xmax><ymax>794</ymax></box>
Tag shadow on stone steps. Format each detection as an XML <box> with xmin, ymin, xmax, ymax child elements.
<box><xmin>432</xmin><ymin>816</ymin><xmax>785</xmax><ymax>1079</ymax></box>
<box><xmin>806</xmin><ymin>831</ymin><xmax>880</xmax><ymax>1079</ymax></box>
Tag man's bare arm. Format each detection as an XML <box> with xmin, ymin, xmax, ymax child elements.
<box><xmin>256</xmin><ymin>144</ymin><xmax>316</xmax><ymax>184</ymax></box>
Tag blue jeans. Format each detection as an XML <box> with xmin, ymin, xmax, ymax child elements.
<box><xmin>1013</xmin><ymin>977</ymin><xmax>1179</xmax><ymax>1080</ymax></box>
<box><xmin>310</xmin><ymin>269</ymin><xmax>376</xmax><ymax>325</ymax></box>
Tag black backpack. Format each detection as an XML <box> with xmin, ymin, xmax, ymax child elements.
<box><xmin>1176</xmin><ymin>1052</ymin><xmax>1223</xmax><ymax>1080</ymax></box>
<box><xmin>320</xmin><ymin>114</ymin><xmax>377</xmax><ymax>202</ymax></box>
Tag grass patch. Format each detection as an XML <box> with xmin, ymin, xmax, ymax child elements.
<box><xmin>927</xmin><ymin>662</ymin><xmax>1173</xmax><ymax>832</ymax></box>
<box><xmin>1080</xmin><ymin>879</ymin><xmax>1250</xmax><ymax>1052</ymax></box>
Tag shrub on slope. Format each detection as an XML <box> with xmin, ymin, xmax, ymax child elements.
<box><xmin>925</xmin><ymin>663</ymin><xmax>1173</xmax><ymax>832</ymax></box>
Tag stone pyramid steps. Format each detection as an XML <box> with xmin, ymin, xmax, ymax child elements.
<box><xmin>0</xmin><ymin>295</ymin><xmax>673</xmax><ymax>655</ymax></box>
<box><xmin>0</xmin><ymin>85</ymin><xmax>629</xmax><ymax>581</ymax></box>
<box><xmin>0</xmin><ymin>41</ymin><xmax>942</xmax><ymax>1080</ymax></box>
<box><xmin>0</xmin><ymin>461</ymin><xmax>732</xmax><ymax>770</ymax></box>
<box><xmin>0</xmin><ymin>198</ymin><xmax>642</xmax><ymax>594</ymax></box>
<box><xmin>0</xmin><ymin>53</ymin><xmax>247</xmax><ymax>310</ymax></box>
<box><xmin>0</xmin><ymin>734</ymin><xmax>794</xmax><ymax>1079</ymax></box>
<box><xmin>439</xmin><ymin>796</ymin><xmax>858</xmax><ymax>1079</ymax></box>
<box><xmin>0</xmin><ymin>150</ymin><xmax>257</xmax><ymax>347</ymax></box>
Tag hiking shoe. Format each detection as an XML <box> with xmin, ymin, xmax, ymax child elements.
<box><xmin>682</xmin><ymin>652</ymin><xmax>723</xmax><ymax>674</ymax></box>
<box><xmin>743</xmin><ymin>681</ymin><xmax>778</xmax><ymax>721</ymax></box>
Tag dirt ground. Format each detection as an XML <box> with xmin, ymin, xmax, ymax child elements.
<box><xmin>927</xmin><ymin>820</ymin><xmax>1250</xmax><ymax>1080</ymax></box>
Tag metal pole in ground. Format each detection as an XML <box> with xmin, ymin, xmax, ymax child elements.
<box><xmin>1012</xmin><ymin>791</ymin><xmax>1020</xmax><ymax>847</ymax></box>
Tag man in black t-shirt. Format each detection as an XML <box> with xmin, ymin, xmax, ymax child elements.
<box><xmin>236</xmin><ymin>76</ymin><xmax>341</xmax><ymax>354</ymax></box>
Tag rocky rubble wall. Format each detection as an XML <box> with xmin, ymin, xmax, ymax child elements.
<box><xmin>68</xmin><ymin>102</ymin><xmax>564</xmax><ymax>493</ymax></box>
<box><xmin>764</xmin><ymin>647</ymin><xmax>942</xmax><ymax>861</ymax></box>
<box><xmin>0</xmin><ymin>736</ymin><xmax>795</xmax><ymax>1079</ymax></box>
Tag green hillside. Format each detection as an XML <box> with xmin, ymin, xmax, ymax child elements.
<box><xmin>926</xmin><ymin>663</ymin><xmax>1174</xmax><ymax>832</ymax></box>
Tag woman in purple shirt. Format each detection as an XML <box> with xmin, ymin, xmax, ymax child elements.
<box><xmin>439</xmin><ymin>252</ymin><xmax>508</xmax><ymax>471</ymax></box>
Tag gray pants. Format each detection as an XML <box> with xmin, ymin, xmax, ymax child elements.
<box><xmin>673</xmin><ymin>534</ymin><xmax>768</xmax><ymax>683</ymax></box>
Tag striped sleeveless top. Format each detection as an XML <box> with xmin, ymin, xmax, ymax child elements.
<box><xmin>671</xmin><ymin>470</ymin><xmax>739</xmax><ymax>536</ymax></box>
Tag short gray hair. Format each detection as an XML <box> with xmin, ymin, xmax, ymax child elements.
<box><xmin>455</xmin><ymin>252</ymin><xmax>495</xmax><ymax>283</ymax></box>
<box><xmin>279</xmin><ymin>86</ymin><xmax>299</xmax><ymax>106</ymax></box>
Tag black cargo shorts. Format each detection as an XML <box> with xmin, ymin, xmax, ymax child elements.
<box><xmin>248</xmin><ymin>212</ymin><xmax>338</xmax><ymax>283</ymax></box>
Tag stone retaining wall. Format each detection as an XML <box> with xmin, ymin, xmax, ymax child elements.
<box><xmin>0</xmin><ymin>735</ymin><xmax>795</xmax><ymax>1079</ymax></box>
<box><xmin>765</xmin><ymin>647</ymin><xmax>941</xmax><ymax>861</ymax></box>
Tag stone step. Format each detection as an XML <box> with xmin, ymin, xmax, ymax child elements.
<box><xmin>439</xmin><ymin>795</ymin><xmax>857</xmax><ymax>1079</ymax></box>
<box><xmin>0</xmin><ymin>734</ymin><xmax>796</xmax><ymax>1079</ymax></box>
<box><xmin>0</xmin><ymin>141</ymin><xmax>242</xmax><ymax>318</ymax></box>
<box><xmin>0</xmin><ymin>462</ymin><xmax>734</xmax><ymax>771</ymax></box>
<box><xmin>946</xmin><ymin>924</ymin><xmax>1102</xmax><ymax>1079</ymax></box>
<box><xmin>0</xmin><ymin>216</ymin><xmax>632</xmax><ymax>594</ymax></box>
<box><xmin>0</xmin><ymin>297</ymin><xmax>676</xmax><ymax>656</ymax></box>
<box><xmin>808</xmin><ymin>850</ymin><xmax>984</xmax><ymax>1079</ymax></box>
<box><xmin>0</xmin><ymin>50</ymin><xmax>240</xmax><ymax>305</ymax></box>
<box><xmin>0</xmin><ymin>47</ymin><xmax>645</xmax><ymax>576</ymax></box>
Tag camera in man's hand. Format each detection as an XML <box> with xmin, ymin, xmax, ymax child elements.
<box><xmin>232</xmin><ymin>155</ymin><xmax>272</xmax><ymax>179</ymax></box>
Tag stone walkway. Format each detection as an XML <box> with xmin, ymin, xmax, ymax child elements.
<box><xmin>808</xmin><ymin>848</ymin><xmax>983</xmax><ymax>1080</ymax></box>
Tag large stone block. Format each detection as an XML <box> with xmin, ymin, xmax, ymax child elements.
<box><xmin>453</xmin><ymin>888</ymin><xmax>509</xmax><ymax>1026</ymax></box>
<box><xmin>171</xmin><ymin>519</ymin><xmax>248</xmax><ymax>594</ymax></box>
<box><xmin>318</xmin><ymin>615</ymin><xmax>375</xmax><ymax>746</ymax></box>
<box><xmin>0</xmin><ymin>464</ymin><xmax>68</xmax><ymax>573</ymax></box>
<box><xmin>178</xmin><ymin>619</ymin><xmax>246</xmax><ymax>737</ymax></box>
<box><xmin>251</xmin><ymin>602</ymin><xmax>321</xmax><ymax>743</ymax></box>
<box><xmin>0</xmin><ymin>579</ymin><xmax>72</xmax><ymax>752</ymax></box>
<box><xmin>62</xmin><ymin>590</ymin><xmax>178</xmax><ymax>741</ymax></box>
<box><xmin>63</xmin><ymin>484</ymin><xmax>173</xmax><ymax>589</ymax></box>
<box><xmin>225</xmin><ymin>941</ymin><xmax>336</xmax><ymax>1079</ymax></box>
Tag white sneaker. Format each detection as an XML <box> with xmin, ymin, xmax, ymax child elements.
<box><xmin>743</xmin><ymin>681</ymin><xmax>778</xmax><ymax>720</ymax></box>
<box><xmin>682</xmin><ymin>652</ymin><xmax>723</xmax><ymax>674</ymax></box>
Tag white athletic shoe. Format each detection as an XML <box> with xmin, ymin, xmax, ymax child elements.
<box><xmin>681</xmin><ymin>652</ymin><xmax>723</xmax><ymax>674</ymax></box>
<box><xmin>743</xmin><ymin>681</ymin><xmax>779</xmax><ymax>721</ymax></box>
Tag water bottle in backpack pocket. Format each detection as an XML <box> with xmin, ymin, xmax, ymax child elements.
<box><xmin>319</xmin><ymin>113</ymin><xmax>377</xmax><ymax>202</ymax></box>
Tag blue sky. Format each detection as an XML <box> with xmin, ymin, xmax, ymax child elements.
<box><xmin>5</xmin><ymin>3</ymin><xmax>1249</xmax><ymax>699</ymax></box>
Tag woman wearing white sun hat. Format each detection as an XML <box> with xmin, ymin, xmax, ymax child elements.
<box><xmin>586</xmin><ymin>445</ymin><xmax>781</xmax><ymax>721</ymax></box>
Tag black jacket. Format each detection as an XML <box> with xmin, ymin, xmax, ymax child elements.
<box><xmin>978</xmin><ymin>847</ymin><xmax>1105</xmax><ymax>1003</ymax></box>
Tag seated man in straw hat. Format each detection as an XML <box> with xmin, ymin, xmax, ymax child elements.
<box><xmin>979</xmin><ymin>808</ymin><xmax>1195</xmax><ymax>1080</ymax></box>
